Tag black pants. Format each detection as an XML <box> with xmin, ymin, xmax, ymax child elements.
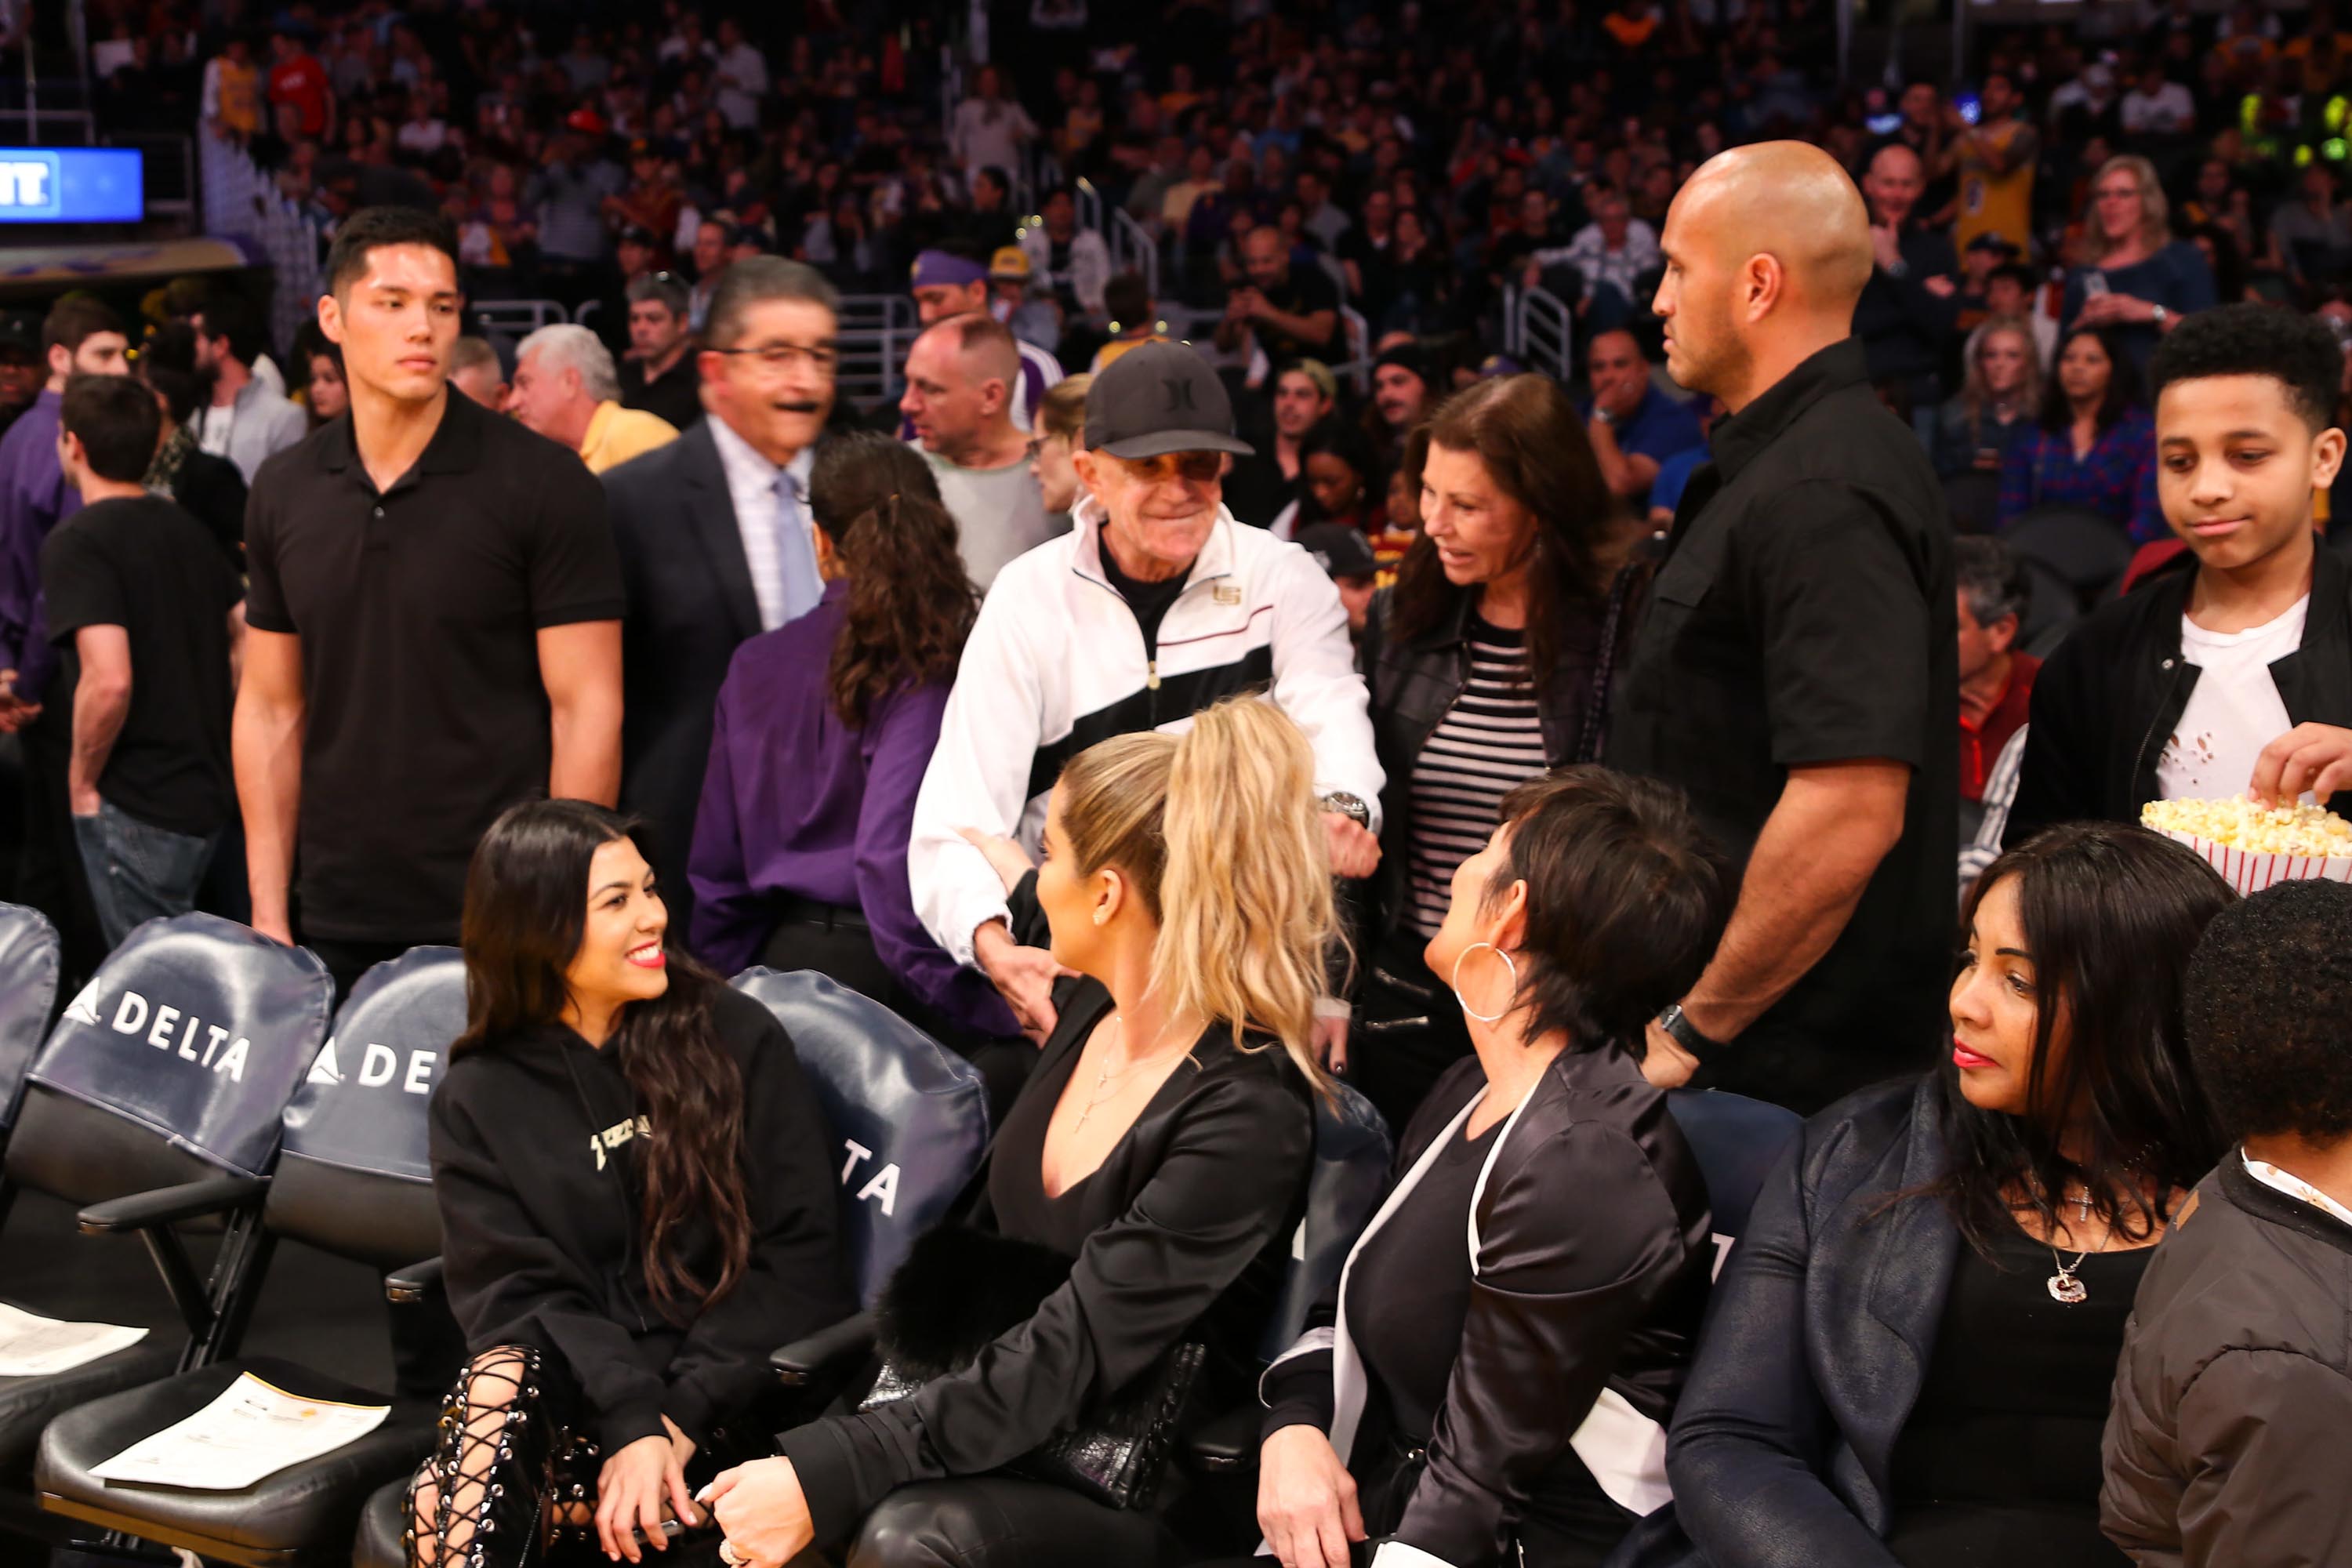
<box><xmin>1343</xmin><ymin>929</ymin><xmax>1472</xmax><ymax>1138</ymax></box>
<box><xmin>758</xmin><ymin>906</ymin><xmax>1033</xmax><ymax>1122</ymax></box>
<box><xmin>18</xmin><ymin>704</ymin><xmax>103</xmax><ymax>979</ymax></box>
<box><xmin>844</xmin><ymin>1476</ymin><xmax>1184</xmax><ymax>1568</ymax></box>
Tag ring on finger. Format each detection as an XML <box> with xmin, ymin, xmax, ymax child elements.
<box><xmin>719</xmin><ymin>1542</ymin><xmax>743</xmax><ymax>1566</ymax></box>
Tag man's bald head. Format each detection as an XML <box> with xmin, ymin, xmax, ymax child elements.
<box><xmin>1651</xmin><ymin>142</ymin><xmax>1873</xmax><ymax>409</ymax></box>
<box><xmin>925</xmin><ymin>310</ymin><xmax>1020</xmax><ymax>387</ymax></box>
<box><xmin>1862</xmin><ymin>141</ymin><xmax>1926</xmax><ymax>228</ymax></box>
<box><xmin>1243</xmin><ymin>225</ymin><xmax>1290</xmax><ymax>290</ymax></box>
<box><xmin>900</xmin><ymin>312</ymin><xmax>1022</xmax><ymax>463</ymax></box>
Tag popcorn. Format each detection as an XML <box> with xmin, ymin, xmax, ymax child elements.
<box><xmin>2140</xmin><ymin>797</ymin><xmax>2352</xmax><ymax>857</ymax></box>
<box><xmin>2143</xmin><ymin>797</ymin><xmax>2352</xmax><ymax>894</ymax></box>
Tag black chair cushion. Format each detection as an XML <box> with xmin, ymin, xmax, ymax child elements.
<box><xmin>36</xmin><ymin>1356</ymin><xmax>431</xmax><ymax>1567</ymax></box>
<box><xmin>352</xmin><ymin>1475</ymin><xmax>408</xmax><ymax>1568</ymax></box>
<box><xmin>0</xmin><ymin>1338</ymin><xmax>176</xmax><ymax>1475</ymax></box>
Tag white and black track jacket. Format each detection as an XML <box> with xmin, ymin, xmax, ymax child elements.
<box><xmin>909</xmin><ymin>498</ymin><xmax>1384</xmax><ymax>966</ymax></box>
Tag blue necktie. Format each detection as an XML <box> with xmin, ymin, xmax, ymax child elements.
<box><xmin>772</xmin><ymin>467</ymin><xmax>822</xmax><ymax>627</ymax></box>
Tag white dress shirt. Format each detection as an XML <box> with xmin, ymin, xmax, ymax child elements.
<box><xmin>707</xmin><ymin>416</ymin><xmax>818</xmax><ymax>632</ymax></box>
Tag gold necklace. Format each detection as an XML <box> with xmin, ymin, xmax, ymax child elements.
<box><xmin>1069</xmin><ymin>1014</ymin><xmax>1180</xmax><ymax>1131</ymax></box>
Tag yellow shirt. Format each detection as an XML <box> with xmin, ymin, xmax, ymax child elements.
<box><xmin>1955</xmin><ymin>119</ymin><xmax>2034</xmax><ymax>256</ymax></box>
<box><xmin>579</xmin><ymin>401</ymin><xmax>679</xmax><ymax>475</ymax></box>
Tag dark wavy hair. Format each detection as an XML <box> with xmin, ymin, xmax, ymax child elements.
<box><xmin>1928</xmin><ymin>822</ymin><xmax>2231</xmax><ymax>1258</ymax></box>
<box><xmin>2038</xmin><ymin>325</ymin><xmax>2143</xmax><ymax>436</ymax></box>
<box><xmin>452</xmin><ymin>800</ymin><xmax>752</xmax><ymax>1319</ymax></box>
<box><xmin>1386</xmin><ymin>374</ymin><xmax>1608</xmax><ymax>700</ymax></box>
<box><xmin>808</xmin><ymin>430</ymin><xmax>978</xmax><ymax>728</ymax></box>
<box><xmin>1479</xmin><ymin>766</ymin><xmax>1729</xmax><ymax>1052</ymax></box>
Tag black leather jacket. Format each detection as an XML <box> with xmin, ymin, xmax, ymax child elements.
<box><xmin>1611</xmin><ymin>1076</ymin><xmax>1958</xmax><ymax>1568</ymax></box>
<box><xmin>1357</xmin><ymin>586</ymin><xmax>1606</xmax><ymax>952</ymax></box>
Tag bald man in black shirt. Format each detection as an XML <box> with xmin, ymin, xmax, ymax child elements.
<box><xmin>1610</xmin><ymin>143</ymin><xmax>1958</xmax><ymax>1115</ymax></box>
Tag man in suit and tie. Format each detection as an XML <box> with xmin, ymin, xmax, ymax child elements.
<box><xmin>603</xmin><ymin>257</ymin><xmax>837</xmax><ymax>937</ymax></box>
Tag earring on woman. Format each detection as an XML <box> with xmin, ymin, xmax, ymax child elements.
<box><xmin>1450</xmin><ymin>942</ymin><xmax>1518</xmax><ymax>1024</ymax></box>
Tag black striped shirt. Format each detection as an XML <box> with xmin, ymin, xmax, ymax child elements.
<box><xmin>1406</xmin><ymin>619</ymin><xmax>1551</xmax><ymax>938</ymax></box>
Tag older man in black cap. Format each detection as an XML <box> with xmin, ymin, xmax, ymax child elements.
<box><xmin>908</xmin><ymin>339</ymin><xmax>1385</xmax><ymax>1043</ymax></box>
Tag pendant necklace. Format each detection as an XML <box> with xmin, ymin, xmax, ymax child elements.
<box><xmin>2047</xmin><ymin>1246</ymin><xmax>2091</xmax><ymax>1305</ymax></box>
<box><xmin>2048</xmin><ymin>1185</ymin><xmax>2095</xmax><ymax>1304</ymax></box>
<box><xmin>1069</xmin><ymin>1014</ymin><xmax>1166</xmax><ymax>1132</ymax></box>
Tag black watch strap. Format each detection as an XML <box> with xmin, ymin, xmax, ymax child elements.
<box><xmin>1657</xmin><ymin>1003</ymin><xmax>1726</xmax><ymax>1062</ymax></box>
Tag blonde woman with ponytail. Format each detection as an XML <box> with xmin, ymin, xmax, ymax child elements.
<box><xmin>710</xmin><ymin>698</ymin><xmax>1332</xmax><ymax>1568</ymax></box>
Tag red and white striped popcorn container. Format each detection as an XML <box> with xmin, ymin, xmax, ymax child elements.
<box><xmin>2150</xmin><ymin>829</ymin><xmax>2352</xmax><ymax>896</ymax></box>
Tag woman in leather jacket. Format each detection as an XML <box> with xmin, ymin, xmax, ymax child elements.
<box><xmin>1616</xmin><ymin>822</ymin><xmax>2232</xmax><ymax>1568</ymax></box>
<box><xmin>1346</xmin><ymin>372</ymin><xmax>1614</xmax><ymax>1133</ymax></box>
<box><xmin>706</xmin><ymin>699</ymin><xmax>1332</xmax><ymax>1568</ymax></box>
<box><xmin>1256</xmin><ymin>767</ymin><xmax>1726</xmax><ymax>1568</ymax></box>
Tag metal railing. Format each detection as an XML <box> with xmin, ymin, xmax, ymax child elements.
<box><xmin>0</xmin><ymin>107</ymin><xmax>95</xmax><ymax>143</ymax></box>
<box><xmin>833</xmin><ymin>292</ymin><xmax>920</xmax><ymax>404</ymax></box>
<box><xmin>1109</xmin><ymin>207</ymin><xmax>1159</xmax><ymax>300</ymax></box>
<box><xmin>1075</xmin><ymin>177</ymin><xmax>1103</xmax><ymax>238</ymax></box>
<box><xmin>1515</xmin><ymin>286</ymin><xmax>1573</xmax><ymax>383</ymax></box>
<box><xmin>469</xmin><ymin>299</ymin><xmax>572</xmax><ymax>338</ymax></box>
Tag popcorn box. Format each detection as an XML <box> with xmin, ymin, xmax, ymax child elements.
<box><xmin>2150</xmin><ymin>829</ymin><xmax>2352</xmax><ymax>895</ymax></box>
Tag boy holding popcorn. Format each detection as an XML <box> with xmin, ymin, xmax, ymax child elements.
<box><xmin>2008</xmin><ymin>303</ymin><xmax>2352</xmax><ymax>845</ymax></box>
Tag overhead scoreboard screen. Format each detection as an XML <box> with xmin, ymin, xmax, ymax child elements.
<box><xmin>0</xmin><ymin>148</ymin><xmax>144</xmax><ymax>223</ymax></box>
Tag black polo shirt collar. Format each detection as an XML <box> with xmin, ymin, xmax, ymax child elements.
<box><xmin>1707</xmin><ymin>337</ymin><xmax>1870</xmax><ymax>488</ymax></box>
<box><xmin>313</xmin><ymin>387</ymin><xmax>486</xmax><ymax>492</ymax></box>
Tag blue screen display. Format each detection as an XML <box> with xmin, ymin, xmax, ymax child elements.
<box><xmin>0</xmin><ymin>148</ymin><xmax>144</xmax><ymax>223</ymax></box>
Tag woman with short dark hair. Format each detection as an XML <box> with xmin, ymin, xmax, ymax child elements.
<box><xmin>1348</xmin><ymin>373</ymin><xmax>1614</xmax><ymax>1130</ymax></box>
<box><xmin>688</xmin><ymin>430</ymin><xmax>1018</xmax><ymax>1041</ymax></box>
<box><xmin>410</xmin><ymin>799</ymin><xmax>850</xmax><ymax>1568</ymax></box>
<box><xmin>1624</xmin><ymin>822</ymin><xmax>2233</xmax><ymax>1568</ymax></box>
<box><xmin>1257</xmin><ymin>766</ymin><xmax>1727</xmax><ymax>1568</ymax></box>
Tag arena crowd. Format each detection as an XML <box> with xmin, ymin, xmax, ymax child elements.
<box><xmin>2</xmin><ymin>0</ymin><xmax>2352</xmax><ymax>1564</ymax></box>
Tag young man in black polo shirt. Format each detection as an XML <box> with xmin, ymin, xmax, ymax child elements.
<box><xmin>236</xmin><ymin>206</ymin><xmax>625</xmax><ymax>1000</ymax></box>
<box><xmin>45</xmin><ymin>373</ymin><xmax>244</xmax><ymax>946</ymax></box>
<box><xmin>1612</xmin><ymin>142</ymin><xmax>1958</xmax><ymax>1116</ymax></box>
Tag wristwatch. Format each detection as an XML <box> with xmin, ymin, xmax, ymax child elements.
<box><xmin>1655</xmin><ymin>1003</ymin><xmax>1726</xmax><ymax>1063</ymax></box>
<box><xmin>1593</xmin><ymin>405</ymin><xmax>1616</xmax><ymax>426</ymax></box>
<box><xmin>2151</xmin><ymin>303</ymin><xmax>2170</xmax><ymax>327</ymax></box>
<box><xmin>1319</xmin><ymin>791</ymin><xmax>1372</xmax><ymax>829</ymax></box>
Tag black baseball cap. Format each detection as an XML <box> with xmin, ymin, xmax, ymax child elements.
<box><xmin>0</xmin><ymin>310</ymin><xmax>38</xmax><ymax>357</ymax></box>
<box><xmin>1085</xmin><ymin>339</ymin><xmax>1254</xmax><ymax>460</ymax></box>
<box><xmin>1297</xmin><ymin>522</ymin><xmax>1378</xmax><ymax>580</ymax></box>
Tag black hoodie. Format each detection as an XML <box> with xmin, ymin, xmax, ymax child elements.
<box><xmin>428</xmin><ymin>982</ymin><xmax>851</xmax><ymax>1454</ymax></box>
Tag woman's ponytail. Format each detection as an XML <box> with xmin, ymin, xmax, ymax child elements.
<box><xmin>1153</xmin><ymin>699</ymin><xmax>1338</xmax><ymax>1087</ymax></box>
<box><xmin>1056</xmin><ymin>697</ymin><xmax>1341</xmax><ymax>1087</ymax></box>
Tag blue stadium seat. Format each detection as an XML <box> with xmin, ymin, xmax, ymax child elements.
<box><xmin>1664</xmin><ymin>1089</ymin><xmax>1803</xmax><ymax>1279</ymax></box>
<box><xmin>1258</xmin><ymin>1079</ymin><xmax>1392</xmax><ymax>1362</ymax></box>
<box><xmin>0</xmin><ymin>901</ymin><xmax>60</xmax><ymax>1156</ymax></box>
<box><xmin>0</xmin><ymin>916</ymin><xmax>331</xmax><ymax>1481</ymax></box>
<box><xmin>34</xmin><ymin>947</ymin><xmax>460</xmax><ymax>1567</ymax></box>
<box><xmin>731</xmin><ymin>966</ymin><xmax>993</xmax><ymax>1306</ymax></box>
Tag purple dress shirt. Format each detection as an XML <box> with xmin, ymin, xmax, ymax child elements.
<box><xmin>0</xmin><ymin>389</ymin><xmax>81</xmax><ymax>701</ymax></box>
<box><xmin>688</xmin><ymin>580</ymin><xmax>1018</xmax><ymax>1038</ymax></box>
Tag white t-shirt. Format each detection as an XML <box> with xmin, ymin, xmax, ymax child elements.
<box><xmin>2157</xmin><ymin>596</ymin><xmax>2307</xmax><ymax>802</ymax></box>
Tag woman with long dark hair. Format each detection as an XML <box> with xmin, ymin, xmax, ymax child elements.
<box><xmin>688</xmin><ymin>430</ymin><xmax>1017</xmax><ymax>1039</ymax></box>
<box><xmin>1995</xmin><ymin>325</ymin><xmax>2162</xmax><ymax>541</ymax></box>
<box><xmin>409</xmin><ymin>800</ymin><xmax>851</xmax><ymax>1568</ymax></box>
<box><xmin>1622</xmin><ymin>822</ymin><xmax>2232</xmax><ymax>1568</ymax></box>
<box><xmin>1347</xmin><ymin>372</ymin><xmax>1613</xmax><ymax>1131</ymax></box>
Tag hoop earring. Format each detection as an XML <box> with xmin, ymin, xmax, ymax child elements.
<box><xmin>1450</xmin><ymin>942</ymin><xmax>1518</xmax><ymax>1025</ymax></box>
